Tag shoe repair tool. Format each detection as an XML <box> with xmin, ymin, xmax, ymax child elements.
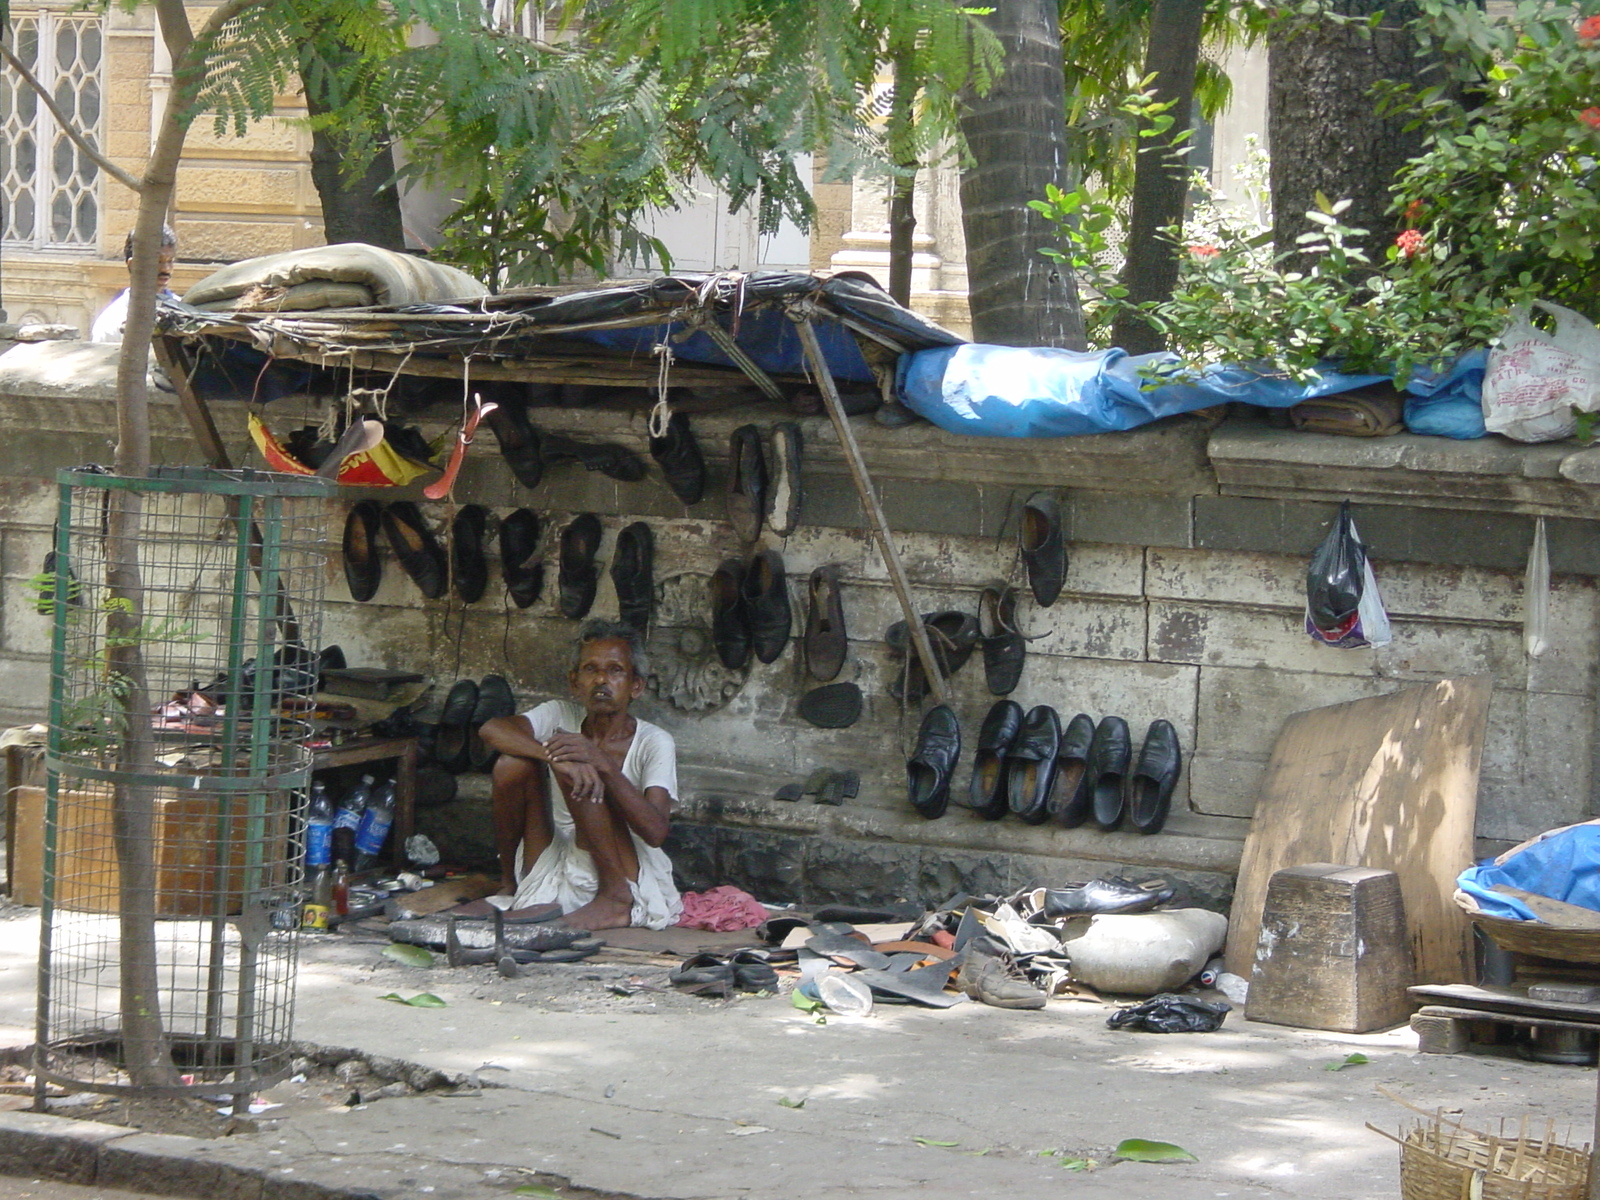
<box><xmin>424</xmin><ymin>391</ymin><xmax>498</xmax><ymax>500</ymax></box>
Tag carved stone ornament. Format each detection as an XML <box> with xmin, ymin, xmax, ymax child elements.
<box><xmin>645</xmin><ymin>572</ymin><xmax>749</xmax><ymax>712</ymax></box>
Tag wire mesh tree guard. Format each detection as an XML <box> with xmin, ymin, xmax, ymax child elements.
<box><xmin>36</xmin><ymin>466</ymin><xmax>331</xmax><ymax>1108</ymax></box>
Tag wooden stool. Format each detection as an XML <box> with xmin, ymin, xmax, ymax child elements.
<box><xmin>1245</xmin><ymin>863</ymin><xmax>1414</xmax><ymax>1033</ymax></box>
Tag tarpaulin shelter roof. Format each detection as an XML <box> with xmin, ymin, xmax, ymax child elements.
<box><xmin>158</xmin><ymin>270</ymin><xmax>964</xmax><ymax>404</ymax></box>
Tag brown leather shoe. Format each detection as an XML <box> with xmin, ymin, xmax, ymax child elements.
<box><xmin>804</xmin><ymin>564</ymin><xmax>848</xmax><ymax>681</ymax></box>
<box><xmin>725</xmin><ymin>424</ymin><xmax>767</xmax><ymax>543</ymax></box>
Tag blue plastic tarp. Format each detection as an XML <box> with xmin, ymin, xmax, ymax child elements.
<box><xmin>1456</xmin><ymin>819</ymin><xmax>1600</xmax><ymax>921</ymax></box>
<box><xmin>895</xmin><ymin>343</ymin><xmax>1489</xmax><ymax>439</ymax></box>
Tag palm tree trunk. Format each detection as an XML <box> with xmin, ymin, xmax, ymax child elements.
<box><xmin>1112</xmin><ymin>0</ymin><xmax>1205</xmax><ymax>354</ymax></box>
<box><xmin>957</xmin><ymin>0</ymin><xmax>1085</xmax><ymax>348</ymax></box>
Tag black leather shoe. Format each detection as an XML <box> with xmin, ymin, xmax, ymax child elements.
<box><xmin>979</xmin><ymin>584</ymin><xmax>1025</xmax><ymax>695</ymax></box>
<box><xmin>543</xmin><ymin>432</ymin><xmax>646</xmax><ymax>482</ymax></box>
<box><xmin>742</xmin><ymin>549</ymin><xmax>791</xmax><ymax>664</ymax></box>
<box><xmin>1088</xmin><ymin>715</ymin><xmax>1132</xmax><ymax>830</ymax></box>
<box><xmin>1020</xmin><ymin>492</ymin><xmax>1066</xmax><ymax>607</ymax></box>
<box><xmin>766</xmin><ymin>422</ymin><xmax>803</xmax><ymax>536</ymax></box>
<box><xmin>342</xmin><ymin>500</ymin><xmax>382</xmax><ymax>602</ymax></box>
<box><xmin>610</xmin><ymin>521</ymin><xmax>654</xmax><ymax>631</ymax></box>
<box><xmin>452</xmin><ymin>504</ymin><xmax>490</xmax><ymax>604</ymax></box>
<box><xmin>557</xmin><ymin>513</ymin><xmax>603</xmax><ymax>619</ymax></box>
<box><xmin>482</xmin><ymin>398</ymin><xmax>544</xmax><ymax>489</ymax></box>
<box><xmin>500</xmin><ymin>508</ymin><xmax>544</xmax><ymax>609</ymax></box>
<box><xmin>649</xmin><ymin>409</ymin><xmax>705</xmax><ymax>506</ymax></box>
<box><xmin>1006</xmin><ymin>705</ymin><xmax>1061</xmax><ymax>825</ymax></box>
<box><xmin>469</xmin><ymin>673</ymin><xmax>516</xmax><ymax>772</ymax></box>
<box><xmin>434</xmin><ymin>678</ymin><xmax>480</xmax><ymax>772</ymax></box>
<box><xmin>709</xmin><ymin>558</ymin><xmax>751</xmax><ymax>669</ymax></box>
<box><xmin>969</xmin><ymin>699</ymin><xmax>1023</xmax><ymax>820</ymax></box>
<box><xmin>886</xmin><ymin>611</ymin><xmax>980</xmax><ymax>702</ymax></box>
<box><xmin>1042</xmin><ymin>877</ymin><xmax>1174</xmax><ymax>917</ymax></box>
<box><xmin>1129</xmin><ymin>719</ymin><xmax>1182</xmax><ymax>835</ymax></box>
<box><xmin>726</xmin><ymin>424</ymin><xmax>767</xmax><ymax>543</ymax></box>
<box><xmin>382</xmin><ymin>502</ymin><xmax>448</xmax><ymax>599</ymax></box>
<box><xmin>1052</xmin><ymin>712</ymin><xmax>1096</xmax><ymax>828</ymax></box>
<box><xmin>804</xmin><ymin>564</ymin><xmax>848</xmax><ymax>682</ymax></box>
<box><xmin>907</xmin><ymin>704</ymin><xmax>960</xmax><ymax>819</ymax></box>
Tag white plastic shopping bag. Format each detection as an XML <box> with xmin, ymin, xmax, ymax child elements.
<box><xmin>1482</xmin><ymin>300</ymin><xmax>1600</xmax><ymax>443</ymax></box>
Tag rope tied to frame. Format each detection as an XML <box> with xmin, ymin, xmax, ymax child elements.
<box><xmin>649</xmin><ymin>341</ymin><xmax>675</xmax><ymax>439</ymax></box>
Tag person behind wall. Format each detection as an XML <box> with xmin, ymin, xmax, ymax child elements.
<box><xmin>90</xmin><ymin>224</ymin><xmax>178</xmax><ymax>343</ymax></box>
<box><xmin>478</xmin><ymin>620</ymin><xmax>683</xmax><ymax>931</ymax></box>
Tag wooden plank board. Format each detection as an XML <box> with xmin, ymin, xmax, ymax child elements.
<box><xmin>1408</xmin><ymin>982</ymin><xmax>1600</xmax><ymax>1024</ymax></box>
<box><xmin>1225</xmin><ymin>677</ymin><xmax>1491</xmax><ymax>985</ymax></box>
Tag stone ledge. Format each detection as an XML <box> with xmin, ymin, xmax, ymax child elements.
<box><xmin>1210</xmin><ymin>418</ymin><xmax>1600</xmax><ymax>519</ymax></box>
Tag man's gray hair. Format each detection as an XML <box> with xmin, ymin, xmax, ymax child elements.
<box><xmin>572</xmin><ymin>619</ymin><xmax>649</xmax><ymax>678</ymax></box>
<box><xmin>122</xmin><ymin>224</ymin><xmax>178</xmax><ymax>262</ymax></box>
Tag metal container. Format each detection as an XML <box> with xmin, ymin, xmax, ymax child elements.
<box><xmin>1522</xmin><ymin>1024</ymin><xmax>1599</xmax><ymax>1066</ymax></box>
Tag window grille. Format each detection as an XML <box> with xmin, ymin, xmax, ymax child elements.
<box><xmin>1</xmin><ymin>11</ymin><xmax>103</xmax><ymax>250</ymax></box>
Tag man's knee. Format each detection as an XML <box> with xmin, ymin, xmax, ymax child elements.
<box><xmin>491</xmin><ymin>754</ymin><xmax>539</xmax><ymax>794</ymax></box>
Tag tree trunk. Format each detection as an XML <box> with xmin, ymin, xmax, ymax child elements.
<box><xmin>958</xmin><ymin>0</ymin><xmax>1086</xmax><ymax>348</ymax></box>
<box><xmin>301</xmin><ymin>40</ymin><xmax>406</xmax><ymax>250</ymax></box>
<box><xmin>1268</xmin><ymin>0</ymin><xmax>1440</xmax><ymax>264</ymax></box>
<box><xmin>1112</xmin><ymin>0</ymin><xmax>1205</xmax><ymax>354</ymax></box>
<box><xmin>886</xmin><ymin>45</ymin><xmax>917</xmax><ymax>307</ymax></box>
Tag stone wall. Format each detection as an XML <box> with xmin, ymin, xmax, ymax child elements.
<box><xmin>0</xmin><ymin>341</ymin><xmax>1594</xmax><ymax>911</ymax></box>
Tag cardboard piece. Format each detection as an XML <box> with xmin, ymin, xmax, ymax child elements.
<box><xmin>1225</xmin><ymin>677</ymin><xmax>1490</xmax><ymax>986</ymax></box>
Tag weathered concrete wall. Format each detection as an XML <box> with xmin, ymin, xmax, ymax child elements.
<box><xmin>1</xmin><ymin>341</ymin><xmax>1594</xmax><ymax>910</ymax></box>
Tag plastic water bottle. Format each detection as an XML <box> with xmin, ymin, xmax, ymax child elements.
<box><xmin>304</xmin><ymin>782</ymin><xmax>334</xmax><ymax>869</ymax></box>
<box><xmin>353</xmin><ymin>779</ymin><xmax>397</xmax><ymax>870</ymax></box>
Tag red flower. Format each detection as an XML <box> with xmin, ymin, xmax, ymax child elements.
<box><xmin>1579</xmin><ymin>14</ymin><xmax>1600</xmax><ymax>41</ymax></box>
<box><xmin>1395</xmin><ymin>229</ymin><xmax>1426</xmax><ymax>259</ymax></box>
<box><xmin>1403</xmin><ymin>199</ymin><xmax>1425</xmax><ymax>223</ymax></box>
<box><xmin>1582</xmin><ymin>107</ymin><xmax>1600</xmax><ymax>128</ymax></box>
<box><xmin>1187</xmin><ymin>243</ymin><xmax>1220</xmax><ymax>258</ymax></box>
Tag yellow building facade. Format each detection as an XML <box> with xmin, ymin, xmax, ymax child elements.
<box><xmin>1</xmin><ymin>3</ymin><xmax>325</xmax><ymax>333</ymax></box>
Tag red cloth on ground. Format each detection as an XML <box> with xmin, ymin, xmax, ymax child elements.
<box><xmin>675</xmin><ymin>885</ymin><xmax>771</xmax><ymax>932</ymax></box>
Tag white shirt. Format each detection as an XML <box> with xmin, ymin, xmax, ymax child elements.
<box><xmin>90</xmin><ymin>287</ymin><xmax>179</xmax><ymax>343</ymax></box>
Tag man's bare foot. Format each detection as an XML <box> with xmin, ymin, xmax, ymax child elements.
<box><xmin>562</xmin><ymin>894</ymin><xmax>634</xmax><ymax>931</ymax></box>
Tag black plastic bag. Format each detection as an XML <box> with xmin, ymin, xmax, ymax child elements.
<box><xmin>1106</xmin><ymin>992</ymin><xmax>1230</xmax><ymax>1033</ymax></box>
<box><xmin>1306</xmin><ymin>500</ymin><xmax>1365</xmax><ymax>633</ymax></box>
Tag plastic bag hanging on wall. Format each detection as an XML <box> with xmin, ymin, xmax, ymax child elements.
<box><xmin>1305</xmin><ymin>501</ymin><xmax>1392</xmax><ymax>648</ymax></box>
<box><xmin>1524</xmin><ymin>517</ymin><xmax>1549</xmax><ymax>658</ymax></box>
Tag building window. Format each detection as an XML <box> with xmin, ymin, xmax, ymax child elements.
<box><xmin>1</xmin><ymin>11</ymin><xmax>103</xmax><ymax>250</ymax></box>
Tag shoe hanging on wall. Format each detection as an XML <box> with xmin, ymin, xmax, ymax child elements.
<box><xmin>451</xmin><ymin>504</ymin><xmax>490</xmax><ymax>604</ymax></box>
<box><xmin>969</xmin><ymin>699</ymin><xmax>1023</xmax><ymax>821</ymax></box>
<box><xmin>1019</xmin><ymin>492</ymin><xmax>1066</xmax><ymax>607</ymax></box>
<box><xmin>500</xmin><ymin>508</ymin><xmax>544</xmax><ymax>609</ymax></box>
<box><xmin>1006</xmin><ymin>704</ymin><xmax>1061</xmax><ymax>825</ymax></box>
<box><xmin>557</xmin><ymin>513</ymin><xmax>604</xmax><ymax>619</ymax></box>
<box><xmin>649</xmin><ymin>410</ymin><xmax>706</xmax><ymax>506</ymax></box>
<box><xmin>907</xmin><ymin>704</ymin><xmax>961</xmax><ymax>820</ymax></box>
<box><xmin>381</xmin><ymin>501</ymin><xmax>448</xmax><ymax>599</ymax></box>
<box><xmin>725</xmin><ymin>424</ymin><xmax>767</xmax><ymax>543</ymax></box>
<box><xmin>709</xmin><ymin>557</ymin><xmax>752</xmax><ymax>670</ymax></box>
<box><xmin>978</xmin><ymin>584</ymin><xmax>1026</xmax><ymax>694</ymax></box>
<box><xmin>342</xmin><ymin>500</ymin><xmax>383</xmax><ymax>602</ymax></box>
<box><xmin>1051</xmin><ymin>712</ymin><xmax>1097</xmax><ymax>828</ymax></box>
<box><xmin>1088</xmin><ymin>715</ymin><xmax>1132</xmax><ymax>830</ymax></box>
<box><xmin>765</xmin><ymin>422</ymin><xmax>803</xmax><ymax>537</ymax></box>
<box><xmin>1128</xmin><ymin>719</ymin><xmax>1182</xmax><ymax>835</ymax></box>
<box><xmin>611</xmin><ymin>521</ymin><xmax>655</xmax><ymax>632</ymax></box>
<box><xmin>743</xmin><ymin>549</ymin><xmax>792</xmax><ymax>664</ymax></box>
<box><xmin>804</xmin><ymin>564</ymin><xmax>848</xmax><ymax>682</ymax></box>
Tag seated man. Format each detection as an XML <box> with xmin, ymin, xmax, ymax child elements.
<box><xmin>479</xmin><ymin>620</ymin><xmax>682</xmax><ymax>931</ymax></box>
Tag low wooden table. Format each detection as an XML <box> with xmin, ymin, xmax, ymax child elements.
<box><xmin>310</xmin><ymin>736</ymin><xmax>419</xmax><ymax>870</ymax></box>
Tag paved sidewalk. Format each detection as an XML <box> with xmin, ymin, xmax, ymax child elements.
<box><xmin>0</xmin><ymin>909</ymin><xmax>1592</xmax><ymax>1199</ymax></box>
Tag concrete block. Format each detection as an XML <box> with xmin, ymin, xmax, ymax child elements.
<box><xmin>1067</xmin><ymin>490</ymin><xmax>1193</xmax><ymax>548</ymax></box>
<box><xmin>804</xmin><ymin>837</ymin><xmax>919</xmax><ymax>906</ymax></box>
<box><xmin>879</xmin><ymin>477</ymin><xmax>985</xmax><ymax>538</ymax></box>
<box><xmin>916</xmin><ymin>850</ymin><xmax>1010</xmax><ymax>902</ymax></box>
<box><xmin>1186</xmin><ymin>753</ymin><xmax>1265</xmax><ymax>819</ymax></box>
<box><xmin>1477</xmin><ymin>689</ymin><xmax>1594</xmax><ymax>842</ymax></box>
<box><xmin>1194</xmin><ymin>496</ymin><xmax>1328</xmax><ymax>557</ymax></box>
<box><xmin>96</xmin><ymin>1132</ymin><xmax>231</xmax><ymax>1197</ymax></box>
<box><xmin>663</xmin><ymin>822</ymin><xmax>721</xmax><ymax>893</ymax></box>
<box><xmin>0</xmin><ymin>1110</ymin><xmax>132</xmax><ymax>1183</ymax></box>
<box><xmin>800</xmin><ymin>470</ymin><xmax>864</xmax><ymax>529</ymax></box>
<box><xmin>1014</xmin><ymin>594</ymin><xmax>1145</xmax><ymax>662</ymax></box>
<box><xmin>720</xmin><ymin>828</ymin><xmax>809</xmax><ymax>903</ymax></box>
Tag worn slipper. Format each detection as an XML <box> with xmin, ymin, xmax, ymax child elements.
<box><xmin>730</xmin><ymin>948</ymin><xmax>779</xmax><ymax>992</ymax></box>
<box><xmin>669</xmin><ymin>952</ymin><xmax>736</xmax><ymax>994</ymax></box>
<box><xmin>442</xmin><ymin>899</ymin><xmax>563</xmax><ymax>923</ymax></box>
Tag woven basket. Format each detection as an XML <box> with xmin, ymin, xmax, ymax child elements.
<box><xmin>1385</xmin><ymin>1116</ymin><xmax>1589</xmax><ymax>1200</ymax></box>
<box><xmin>1466</xmin><ymin>910</ymin><xmax>1600</xmax><ymax>964</ymax></box>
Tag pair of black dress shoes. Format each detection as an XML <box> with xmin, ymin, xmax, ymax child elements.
<box><xmin>556</xmin><ymin>514</ymin><xmax>654</xmax><ymax>630</ymax></box>
<box><xmin>710</xmin><ymin>550</ymin><xmax>791</xmax><ymax>669</ymax></box>
<box><xmin>345</xmin><ymin>501</ymin><xmax>548</xmax><ymax>609</ymax></box>
<box><xmin>425</xmin><ymin>675</ymin><xmax>516</xmax><ymax>773</ymax></box>
<box><xmin>726</xmin><ymin>423</ymin><xmax>803</xmax><ymax>543</ymax></box>
<box><xmin>968</xmin><ymin>701</ymin><xmax>1064</xmax><ymax>824</ymax></box>
<box><xmin>1049</xmin><ymin>713</ymin><xmax>1182</xmax><ymax>835</ymax></box>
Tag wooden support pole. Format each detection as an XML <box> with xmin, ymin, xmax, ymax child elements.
<box><xmin>792</xmin><ymin>315</ymin><xmax>949</xmax><ymax>707</ymax></box>
<box><xmin>154</xmin><ymin>335</ymin><xmax>231</xmax><ymax>469</ymax></box>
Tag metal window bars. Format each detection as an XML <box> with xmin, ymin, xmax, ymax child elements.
<box><xmin>35</xmin><ymin>466</ymin><xmax>331</xmax><ymax>1106</ymax></box>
